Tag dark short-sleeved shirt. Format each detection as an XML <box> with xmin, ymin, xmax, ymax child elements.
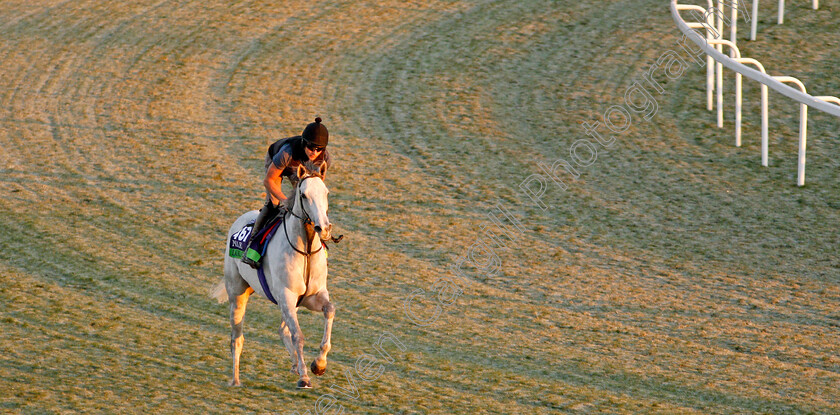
<box><xmin>266</xmin><ymin>136</ymin><xmax>331</xmax><ymax>177</ymax></box>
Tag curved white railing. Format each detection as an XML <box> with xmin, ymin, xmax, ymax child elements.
<box><xmin>671</xmin><ymin>0</ymin><xmax>840</xmax><ymax>186</ymax></box>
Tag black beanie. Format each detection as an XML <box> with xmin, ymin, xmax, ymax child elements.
<box><xmin>302</xmin><ymin>117</ymin><xmax>328</xmax><ymax>147</ymax></box>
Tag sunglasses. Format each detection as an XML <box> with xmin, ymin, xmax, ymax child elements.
<box><xmin>306</xmin><ymin>143</ymin><xmax>325</xmax><ymax>152</ymax></box>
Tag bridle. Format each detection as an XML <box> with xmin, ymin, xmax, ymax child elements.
<box><xmin>284</xmin><ymin>174</ymin><xmax>324</xmax><ymax>253</ymax></box>
<box><xmin>282</xmin><ymin>173</ymin><xmax>324</xmax><ymax>291</ymax></box>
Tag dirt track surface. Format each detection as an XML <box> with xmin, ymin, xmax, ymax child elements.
<box><xmin>1</xmin><ymin>1</ymin><xmax>839</xmax><ymax>413</ymax></box>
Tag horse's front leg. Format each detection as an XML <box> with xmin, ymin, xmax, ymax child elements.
<box><xmin>280</xmin><ymin>289</ymin><xmax>310</xmax><ymax>388</ymax></box>
<box><xmin>303</xmin><ymin>290</ymin><xmax>334</xmax><ymax>376</ymax></box>
<box><xmin>278</xmin><ymin>318</ymin><xmax>297</xmax><ymax>374</ymax></box>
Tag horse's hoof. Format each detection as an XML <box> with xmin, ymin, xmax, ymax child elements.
<box><xmin>229</xmin><ymin>379</ymin><xmax>242</xmax><ymax>387</ymax></box>
<box><xmin>310</xmin><ymin>360</ymin><xmax>326</xmax><ymax>376</ymax></box>
<box><xmin>297</xmin><ymin>380</ymin><xmax>312</xmax><ymax>389</ymax></box>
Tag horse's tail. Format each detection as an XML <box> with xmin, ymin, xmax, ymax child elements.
<box><xmin>210</xmin><ymin>280</ymin><xmax>228</xmax><ymax>304</ymax></box>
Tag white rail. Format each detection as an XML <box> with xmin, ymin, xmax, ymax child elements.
<box><xmin>671</xmin><ymin>0</ymin><xmax>840</xmax><ymax>186</ymax></box>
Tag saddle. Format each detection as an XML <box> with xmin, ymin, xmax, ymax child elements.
<box><xmin>242</xmin><ymin>216</ymin><xmax>284</xmax><ymax>266</ymax></box>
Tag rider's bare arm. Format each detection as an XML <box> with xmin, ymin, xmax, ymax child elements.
<box><xmin>264</xmin><ymin>163</ymin><xmax>287</xmax><ymax>206</ymax></box>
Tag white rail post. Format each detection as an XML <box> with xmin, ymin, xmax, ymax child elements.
<box><xmin>773</xmin><ymin>76</ymin><xmax>808</xmax><ymax>186</ymax></box>
<box><xmin>708</xmin><ymin>0</ymin><xmax>718</xmax><ymax>111</ymax></box>
<box><xmin>718</xmin><ymin>0</ymin><xmax>726</xmax><ymax>49</ymax></box>
<box><xmin>778</xmin><ymin>0</ymin><xmax>819</xmax><ymax>25</ymax></box>
<box><xmin>709</xmin><ymin>1</ymin><xmax>725</xmax><ymax>123</ymax></box>
<box><xmin>730</xmin><ymin>0</ymin><xmax>738</xmax><ymax>51</ymax></box>
<box><xmin>712</xmin><ymin>0</ymin><xmax>727</xmax><ymax>126</ymax></box>
<box><xmin>706</xmin><ymin>0</ymin><xmax>718</xmax><ymax>111</ymax></box>
<box><xmin>778</xmin><ymin>0</ymin><xmax>785</xmax><ymax>24</ymax></box>
<box><xmin>735</xmin><ymin>58</ymin><xmax>769</xmax><ymax>165</ymax></box>
<box><xmin>677</xmin><ymin>4</ymin><xmax>718</xmax><ymax>111</ymax></box>
<box><xmin>751</xmin><ymin>0</ymin><xmax>759</xmax><ymax>40</ymax></box>
<box><xmin>716</xmin><ymin>56</ymin><xmax>724</xmax><ymax>126</ymax></box>
<box><xmin>709</xmin><ymin>39</ymin><xmax>743</xmax><ymax>143</ymax></box>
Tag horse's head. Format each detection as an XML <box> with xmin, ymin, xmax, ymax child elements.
<box><xmin>294</xmin><ymin>161</ymin><xmax>331</xmax><ymax>241</ymax></box>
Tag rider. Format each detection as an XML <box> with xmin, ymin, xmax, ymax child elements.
<box><xmin>242</xmin><ymin>117</ymin><xmax>331</xmax><ymax>269</ymax></box>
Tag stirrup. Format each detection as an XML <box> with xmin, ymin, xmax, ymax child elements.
<box><xmin>241</xmin><ymin>248</ymin><xmax>262</xmax><ymax>269</ymax></box>
<box><xmin>241</xmin><ymin>256</ymin><xmax>260</xmax><ymax>269</ymax></box>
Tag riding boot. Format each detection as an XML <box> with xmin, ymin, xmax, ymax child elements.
<box><xmin>242</xmin><ymin>202</ymin><xmax>277</xmax><ymax>269</ymax></box>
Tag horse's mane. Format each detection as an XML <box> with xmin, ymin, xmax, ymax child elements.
<box><xmin>282</xmin><ymin>161</ymin><xmax>324</xmax><ymax>211</ymax></box>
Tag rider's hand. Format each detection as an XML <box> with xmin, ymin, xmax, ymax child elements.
<box><xmin>269</xmin><ymin>194</ymin><xmax>286</xmax><ymax>207</ymax></box>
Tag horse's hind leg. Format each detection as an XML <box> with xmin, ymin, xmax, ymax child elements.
<box><xmin>303</xmin><ymin>291</ymin><xmax>335</xmax><ymax>376</ymax></box>
<box><xmin>228</xmin><ymin>276</ymin><xmax>253</xmax><ymax>387</ymax></box>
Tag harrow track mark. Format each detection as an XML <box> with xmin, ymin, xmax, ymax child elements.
<box><xmin>0</xmin><ymin>0</ymin><xmax>838</xmax><ymax>413</ymax></box>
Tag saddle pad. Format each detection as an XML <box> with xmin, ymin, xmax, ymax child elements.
<box><xmin>228</xmin><ymin>216</ymin><xmax>283</xmax><ymax>261</ymax></box>
<box><xmin>229</xmin><ymin>217</ymin><xmax>283</xmax><ymax>304</ymax></box>
<box><xmin>228</xmin><ymin>219</ymin><xmax>256</xmax><ymax>259</ymax></box>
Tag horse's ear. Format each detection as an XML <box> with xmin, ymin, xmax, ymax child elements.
<box><xmin>296</xmin><ymin>163</ymin><xmax>306</xmax><ymax>179</ymax></box>
<box><xmin>316</xmin><ymin>161</ymin><xmax>327</xmax><ymax>177</ymax></box>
